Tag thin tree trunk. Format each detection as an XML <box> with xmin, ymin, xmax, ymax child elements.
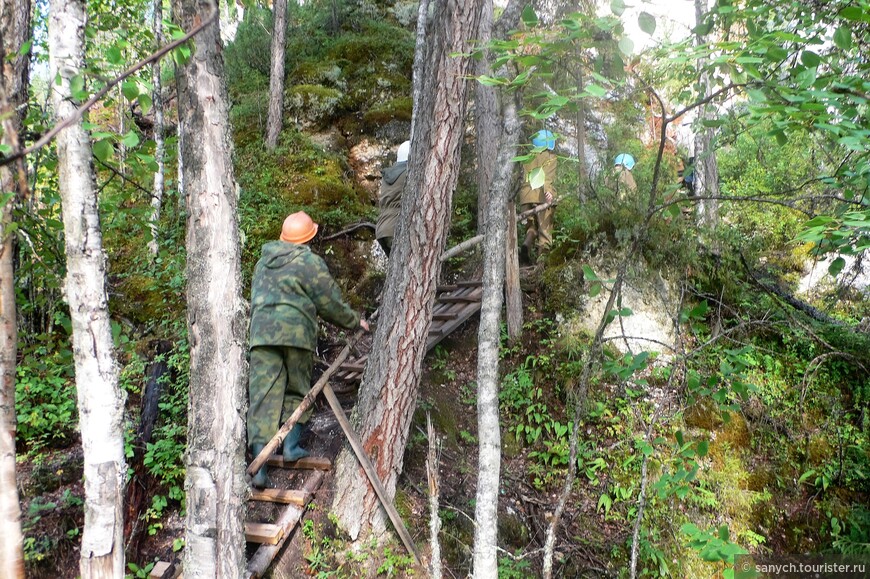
<box><xmin>49</xmin><ymin>1</ymin><xmax>127</xmax><ymax>576</ymax></box>
<box><xmin>409</xmin><ymin>0</ymin><xmax>430</xmax><ymax>142</ymax></box>
<box><xmin>694</xmin><ymin>0</ymin><xmax>719</xmax><ymax>227</ymax></box>
<box><xmin>148</xmin><ymin>0</ymin><xmax>165</xmax><ymax>257</ymax></box>
<box><xmin>426</xmin><ymin>413</ymin><xmax>442</xmax><ymax>579</ymax></box>
<box><xmin>172</xmin><ymin>0</ymin><xmax>248</xmax><ymax>575</ymax></box>
<box><xmin>264</xmin><ymin>0</ymin><xmax>287</xmax><ymax>148</ymax></box>
<box><xmin>472</xmin><ymin>95</ymin><xmax>519</xmax><ymax>578</ymax></box>
<box><xmin>0</xmin><ymin>0</ymin><xmax>31</xmax><ymax>574</ymax></box>
<box><xmin>331</xmin><ymin>0</ymin><xmax>483</xmax><ymax>543</ymax></box>
<box><xmin>474</xmin><ymin>0</ymin><xmax>496</xmax><ymax>233</ymax></box>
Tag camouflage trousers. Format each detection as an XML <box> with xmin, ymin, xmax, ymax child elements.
<box><xmin>520</xmin><ymin>202</ymin><xmax>554</xmax><ymax>252</ymax></box>
<box><xmin>247</xmin><ymin>345</ymin><xmax>313</xmax><ymax>448</ymax></box>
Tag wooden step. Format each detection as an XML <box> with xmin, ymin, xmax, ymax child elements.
<box><xmin>438</xmin><ymin>295</ymin><xmax>480</xmax><ymax>303</ymax></box>
<box><xmin>432</xmin><ymin>312</ymin><xmax>459</xmax><ymax>321</ymax></box>
<box><xmin>149</xmin><ymin>561</ymin><xmax>178</xmax><ymax>578</ymax></box>
<box><xmin>250</xmin><ymin>488</ymin><xmax>311</xmax><ymax>506</ymax></box>
<box><xmin>265</xmin><ymin>455</ymin><xmax>332</xmax><ymax>470</ymax></box>
<box><xmin>245</xmin><ymin>522</ymin><xmax>283</xmax><ymax>545</ymax></box>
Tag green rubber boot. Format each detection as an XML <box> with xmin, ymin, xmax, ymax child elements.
<box><xmin>282</xmin><ymin>424</ymin><xmax>310</xmax><ymax>462</ymax></box>
<box><xmin>251</xmin><ymin>443</ymin><xmax>269</xmax><ymax>489</ymax></box>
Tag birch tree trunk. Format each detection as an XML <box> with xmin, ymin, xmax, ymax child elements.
<box><xmin>172</xmin><ymin>0</ymin><xmax>248</xmax><ymax>575</ymax></box>
<box><xmin>472</xmin><ymin>96</ymin><xmax>519</xmax><ymax>578</ymax></box>
<box><xmin>0</xmin><ymin>0</ymin><xmax>31</xmax><ymax>574</ymax></box>
<box><xmin>474</xmin><ymin>0</ymin><xmax>524</xmax><ymax>337</ymax></box>
<box><xmin>264</xmin><ymin>0</ymin><xmax>287</xmax><ymax>149</ymax></box>
<box><xmin>331</xmin><ymin>0</ymin><xmax>482</xmax><ymax>542</ymax></box>
<box><xmin>474</xmin><ymin>0</ymin><xmax>496</xmax><ymax>234</ymax></box>
<box><xmin>694</xmin><ymin>0</ymin><xmax>719</xmax><ymax>227</ymax></box>
<box><xmin>49</xmin><ymin>1</ymin><xmax>127</xmax><ymax>576</ymax></box>
<box><xmin>148</xmin><ymin>0</ymin><xmax>165</xmax><ymax>257</ymax></box>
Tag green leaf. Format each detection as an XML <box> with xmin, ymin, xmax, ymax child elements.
<box><xmin>70</xmin><ymin>74</ymin><xmax>86</xmax><ymax>100</ymax></box>
<box><xmin>528</xmin><ymin>167</ymin><xmax>545</xmax><ymax>189</ymax></box>
<box><xmin>840</xmin><ymin>6</ymin><xmax>864</xmax><ymax>21</ymax></box>
<box><xmin>638</xmin><ymin>11</ymin><xmax>656</xmax><ymax>35</ymax></box>
<box><xmin>106</xmin><ymin>45</ymin><xmax>123</xmax><ymax>66</ymax></box>
<box><xmin>18</xmin><ymin>39</ymin><xmax>33</xmax><ymax>56</ymax></box>
<box><xmin>833</xmin><ymin>26</ymin><xmax>852</xmax><ymax>50</ymax></box>
<box><xmin>696</xmin><ymin>440</ymin><xmax>709</xmax><ymax>458</ymax></box>
<box><xmin>766</xmin><ymin>45</ymin><xmax>787</xmax><ymax>61</ymax></box>
<box><xmin>828</xmin><ymin>256</ymin><xmax>846</xmax><ymax>277</ymax></box>
<box><xmin>120</xmin><ymin>131</ymin><xmax>140</xmax><ymax>148</ymax></box>
<box><xmin>585</xmin><ymin>83</ymin><xmax>607</xmax><ymax>98</ymax></box>
<box><xmin>800</xmin><ymin>50</ymin><xmax>821</xmax><ymax>68</ymax></box>
<box><xmin>521</xmin><ymin>5</ymin><xmax>538</xmax><ymax>27</ymax></box>
<box><xmin>138</xmin><ymin>93</ymin><xmax>153</xmax><ymax>114</ymax></box>
<box><xmin>618</xmin><ymin>307</ymin><xmax>633</xmax><ymax>317</ymax></box>
<box><xmin>610</xmin><ymin>0</ymin><xmax>625</xmax><ymax>16</ymax></box>
<box><xmin>477</xmin><ymin>75</ymin><xmax>506</xmax><ymax>87</ymax></box>
<box><xmin>589</xmin><ymin>282</ymin><xmax>602</xmax><ymax>298</ymax></box>
<box><xmin>581</xmin><ymin>265</ymin><xmax>599</xmax><ymax>281</ymax></box>
<box><xmin>618</xmin><ymin>36</ymin><xmax>634</xmax><ymax>56</ymax></box>
<box><xmin>597</xmin><ymin>493</ymin><xmax>612</xmax><ymax>514</ymax></box>
<box><xmin>121</xmin><ymin>80</ymin><xmax>139</xmax><ymax>101</ymax></box>
<box><xmin>92</xmin><ymin>139</ymin><xmax>113</xmax><ymax>163</ymax></box>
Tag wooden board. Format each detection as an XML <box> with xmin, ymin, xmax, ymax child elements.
<box><xmin>245</xmin><ymin>471</ymin><xmax>325</xmax><ymax>578</ymax></box>
<box><xmin>250</xmin><ymin>488</ymin><xmax>311</xmax><ymax>506</ymax></box>
<box><xmin>149</xmin><ymin>561</ymin><xmax>177</xmax><ymax>578</ymax></box>
<box><xmin>244</xmin><ymin>522</ymin><xmax>283</xmax><ymax>545</ymax></box>
<box><xmin>333</xmin><ymin>280</ymin><xmax>482</xmax><ymax>382</ymax></box>
<box><xmin>265</xmin><ymin>455</ymin><xmax>331</xmax><ymax>470</ymax></box>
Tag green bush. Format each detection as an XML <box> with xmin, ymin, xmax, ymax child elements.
<box><xmin>16</xmin><ymin>339</ymin><xmax>77</xmax><ymax>452</ymax></box>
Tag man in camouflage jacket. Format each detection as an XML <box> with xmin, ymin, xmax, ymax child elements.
<box><xmin>248</xmin><ymin>211</ymin><xmax>368</xmax><ymax>487</ymax></box>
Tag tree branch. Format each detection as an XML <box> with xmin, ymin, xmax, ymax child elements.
<box><xmin>0</xmin><ymin>2</ymin><xmax>218</xmax><ymax>168</ymax></box>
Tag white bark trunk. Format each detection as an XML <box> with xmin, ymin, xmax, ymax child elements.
<box><xmin>264</xmin><ymin>0</ymin><xmax>288</xmax><ymax>149</ymax></box>
<box><xmin>0</xmin><ymin>0</ymin><xmax>30</xmax><ymax>574</ymax></box>
<box><xmin>49</xmin><ymin>1</ymin><xmax>127</xmax><ymax>576</ymax></box>
<box><xmin>172</xmin><ymin>0</ymin><xmax>248</xmax><ymax>575</ymax></box>
<box><xmin>148</xmin><ymin>0</ymin><xmax>165</xmax><ymax>257</ymax></box>
<box><xmin>694</xmin><ymin>0</ymin><xmax>719</xmax><ymax>227</ymax></box>
<box><xmin>472</xmin><ymin>96</ymin><xmax>519</xmax><ymax>578</ymax></box>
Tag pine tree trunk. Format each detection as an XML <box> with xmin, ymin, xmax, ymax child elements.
<box><xmin>148</xmin><ymin>0</ymin><xmax>165</xmax><ymax>257</ymax></box>
<box><xmin>472</xmin><ymin>96</ymin><xmax>519</xmax><ymax>578</ymax></box>
<box><xmin>264</xmin><ymin>0</ymin><xmax>287</xmax><ymax>149</ymax></box>
<box><xmin>49</xmin><ymin>1</ymin><xmax>127</xmax><ymax>576</ymax></box>
<box><xmin>172</xmin><ymin>0</ymin><xmax>248</xmax><ymax>574</ymax></box>
<box><xmin>0</xmin><ymin>0</ymin><xmax>30</xmax><ymax>574</ymax></box>
<box><xmin>331</xmin><ymin>0</ymin><xmax>483</xmax><ymax>542</ymax></box>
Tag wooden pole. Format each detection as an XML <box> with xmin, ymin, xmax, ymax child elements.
<box><xmin>321</xmin><ymin>383</ymin><xmax>424</xmax><ymax>570</ymax></box>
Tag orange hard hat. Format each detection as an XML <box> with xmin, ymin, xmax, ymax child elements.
<box><xmin>280</xmin><ymin>211</ymin><xmax>319</xmax><ymax>244</ymax></box>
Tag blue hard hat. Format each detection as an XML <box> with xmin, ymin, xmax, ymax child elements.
<box><xmin>614</xmin><ymin>153</ymin><xmax>635</xmax><ymax>170</ymax></box>
<box><xmin>532</xmin><ymin>130</ymin><xmax>556</xmax><ymax>150</ymax></box>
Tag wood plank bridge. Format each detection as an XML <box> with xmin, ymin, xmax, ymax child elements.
<box><xmin>150</xmin><ymin>280</ymin><xmax>483</xmax><ymax>579</ymax></box>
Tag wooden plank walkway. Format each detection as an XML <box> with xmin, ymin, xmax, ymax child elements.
<box><xmin>152</xmin><ymin>279</ymin><xmax>483</xmax><ymax>578</ymax></box>
<box><xmin>333</xmin><ymin>280</ymin><xmax>483</xmax><ymax>382</ymax></box>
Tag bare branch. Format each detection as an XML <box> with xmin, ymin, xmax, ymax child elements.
<box><xmin>0</xmin><ymin>2</ymin><xmax>218</xmax><ymax>168</ymax></box>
